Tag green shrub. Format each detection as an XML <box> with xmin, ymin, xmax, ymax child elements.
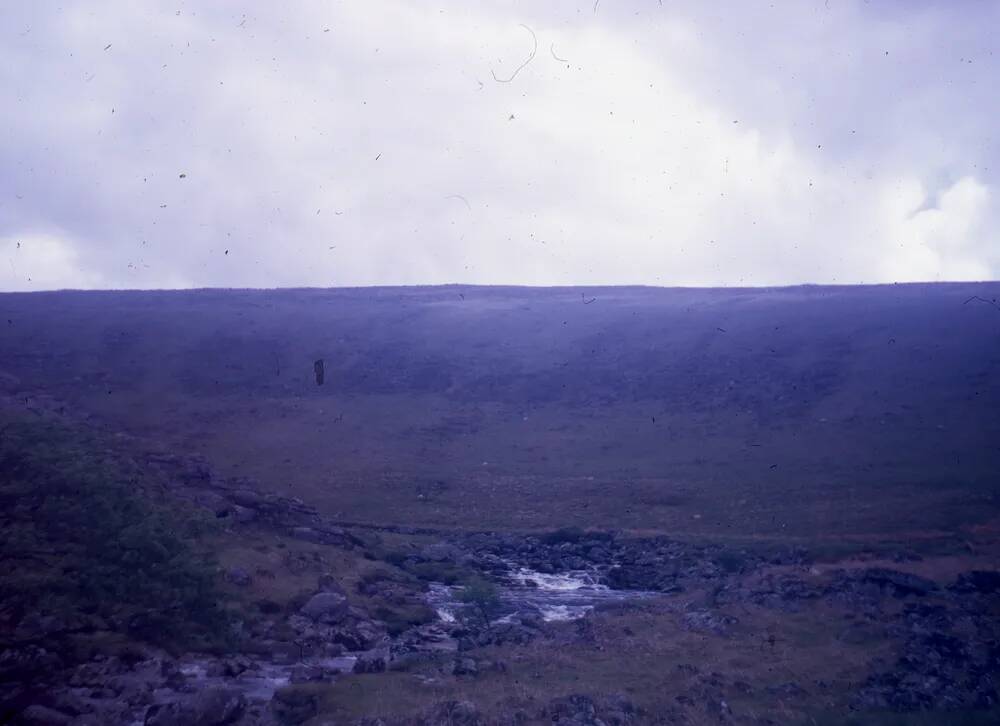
<box><xmin>0</xmin><ymin>418</ymin><xmax>230</xmax><ymax>649</ymax></box>
<box><xmin>715</xmin><ymin>549</ymin><xmax>749</xmax><ymax>574</ymax></box>
<box><xmin>455</xmin><ymin>577</ymin><xmax>501</xmax><ymax>624</ymax></box>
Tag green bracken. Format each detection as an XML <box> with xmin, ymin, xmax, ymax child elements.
<box><xmin>0</xmin><ymin>418</ymin><xmax>230</xmax><ymax>650</ymax></box>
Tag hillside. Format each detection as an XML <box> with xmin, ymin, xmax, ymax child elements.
<box><xmin>2</xmin><ymin>282</ymin><xmax>998</xmax><ymax>543</ymax></box>
<box><xmin>3</xmin><ymin>282</ymin><xmax>1000</xmax><ymax>725</ymax></box>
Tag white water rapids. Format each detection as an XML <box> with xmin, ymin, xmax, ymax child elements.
<box><xmin>426</xmin><ymin>565</ymin><xmax>651</xmax><ymax>623</ymax></box>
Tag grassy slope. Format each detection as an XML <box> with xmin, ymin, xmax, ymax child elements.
<box><xmin>1</xmin><ymin>283</ymin><xmax>998</xmax><ymax>543</ymax></box>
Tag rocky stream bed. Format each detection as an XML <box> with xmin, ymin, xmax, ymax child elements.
<box><xmin>3</xmin><ymin>445</ymin><xmax>998</xmax><ymax>724</ymax></box>
<box><xmin>5</xmin><ymin>528</ymin><xmax>999</xmax><ymax>725</ymax></box>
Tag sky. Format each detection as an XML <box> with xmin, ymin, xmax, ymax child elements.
<box><xmin>1</xmin><ymin>1</ymin><xmax>998</xmax><ymax>290</ymax></box>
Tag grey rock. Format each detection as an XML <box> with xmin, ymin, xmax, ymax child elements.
<box><xmin>300</xmin><ymin>592</ymin><xmax>349</xmax><ymax>623</ymax></box>
<box><xmin>14</xmin><ymin>614</ymin><xmax>71</xmax><ymax>640</ymax></box>
<box><xmin>230</xmin><ymin>489</ymin><xmax>267</xmax><ymax>508</ymax></box>
<box><xmin>316</xmin><ymin>573</ymin><xmax>345</xmax><ymax>593</ymax></box>
<box><xmin>290</xmin><ymin>526</ymin><xmax>348</xmax><ymax>545</ymax></box>
<box><xmin>191</xmin><ymin>687</ymin><xmax>247</xmax><ymax>724</ymax></box>
<box><xmin>421</xmin><ymin>542</ymin><xmax>464</xmax><ymax>562</ymax></box>
<box><xmin>422</xmin><ymin>699</ymin><xmax>482</xmax><ymax>726</ymax></box>
<box><xmin>682</xmin><ymin>609</ymin><xmax>738</xmax><ymax>636</ymax></box>
<box><xmin>270</xmin><ymin>687</ymin><xmax>318</xmax><ymax>725</ymax></box>
<box><xmin>857</xmin><ymin>568</ymin><xmax>938</xmax><ymax>597</ymax></box>
<box><xmin>450</xmin><ymin>657</ymin><xmax>478</xmax><ymax>676</ymax></box>
<box><xmin>0</xmin><ymin>646</ymin><xmax>64</xmax><ymax>680</ymax></box>
<box><xmin>232</xmin><ymin>504</ymin><xmax>258</xmax><ymax>523</ymax></box>
<box><xmin>289</xmin><ymin>665</ymin><xmax>325</xmax><ymax>683</ymax></box>
<box><xmin>546</xmin><ymin>694</ymin><xmax>601</xmax><ymax>724</ymax></box>
<box><xmin>19</xmin><ymin>705</ymin><xmax>74</xmax><ymax>725</ymax></box>
<box><xmin>145</xmin><ymin>687</ymin><xmax>246</xmax><ymax>726</ymax></box>
<box><xmin>353</xmin><ymin>648</ymin><xmax>389</xmax><ymax>674</ymax></box>
<box><xmin>952</xmin><ymin>570</ymin><xmax>1000</xmax><ymax>594</ymax></box>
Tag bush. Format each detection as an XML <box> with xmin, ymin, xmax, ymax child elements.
<box><xmin>0</xmin><ymin>418</ymin><xmax>230</xmax><ymax>649</ymax></box>
<box><xmin>714</xmin><ymin>549</ymin><xmax>749</xmax><ymax>575</ymax></box>
<box><xmin>455</xmin><ymin>577</ymin><xmax>501</xmax><ymax>624</ymax></box>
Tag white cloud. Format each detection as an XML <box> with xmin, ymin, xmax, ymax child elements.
<box><xmin>0</xmin><ymin>232</ymin><xmax>105</xmax><ymax>291</ymax></box>
<box><xmin>0</xmin><ymin>0</ymin><xmax>997</xmax><ymax>289</ymax></box>
<box><xmin>880</xmin><ymin>177</ymin><xmax>995</xmax><ymax>282</ymax></box>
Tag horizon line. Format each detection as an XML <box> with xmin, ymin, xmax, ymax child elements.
<box><xmin>2</xmin><ymin>279</ymin><xmax>999</xmax><ymax>295</ymax></box>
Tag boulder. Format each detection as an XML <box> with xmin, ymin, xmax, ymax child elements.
<box><xmin>327</xmin><ymin>627</ymin><xmax>368</xmax><ymax>652</ymax></box>
<box><xmin>270</xmin><ymin>687</ymin><xmax>318</xmax><ymax>725</ymax></box>
<box><xmin>316</xmin><ymin>573</ymin><xmax>345</xmax><ymax>593</ymax></box>
<box><xmin>191</xmin><ymin>688</ymin><xmax>247</xmax><ymax>725</ymax></box>
<box><xmin>952</xmin><ymin>570</ymin><xmax>1000</xmax><ymax>594</ymax></box>
<box><xmin>422</xmin><ymin>700</ymin><xmax>482</xmax><ymax>726</ymax></box>
<box><xmin>14</xmin><ymin>614</ymin><xmax>71</xmax><ymax>640</ymax></box>
<box><xmin>682</xmin><ymin>609</ymin><xmax>738</xmax><ymax>636</ymax></box>
<box><xmin>290</xmin><ymin>526</ymin><xmax>349</xmax><ymax>545</ymax></box>
<box><xmin>450</xmin><ymin>657</ymin><xmax>478</xmax><ymax>677</ymax></box>
<box><xmin>205</xmin><ymin>656</ymin><xmax>254</xmax><ymax>679</ymax></box>
<box><xmin>68</xmin><ymin>657</ymin><xmax>119</xmax><ymax>687</ymax></box>
<box><xmin>353</xmin><ymin>649</ymin><xmax>389</xmax><ymax>674</ymax></box>
<box><xmin>195</xmin><ymin>492</ymin><xmax>232</xmax><ymax>517</ymax></box>
<box><xmin>602</xmin><ymin>565</ymin><xmax>680</xmax><ymax>593</ymax></box>
<box><xmin>300</xmin><ymin>592</ymin><xmax>349</xmax><ymax>624</ymax></box>
<box><xmin>145</xmin><ymin>687</ymin><xmax>246</xmax><ymax>726</ymax></box>
<box><xmin>421</xmin><ymin>542</ymin><xmax>464</xmax><ymax>562</ymax></box>
<box><xmin>545</xmin><ymin>694</ymin><xmax>598</xmax><ymax>723</ymax></box>
<box><xmin>231</xmin><ymin>504</ymin><xmax>258</xmax><ymax>523</ymax></box>
<box><xmin>856</xmin><ymin>569</ymin><xmax>938</xmax><ymax>597</ymax></box>
<box><xmin>19</xmin><ymin>705</ymin><xmax>74</xmax><ymax>725</ymax></box>
<box><xmin>0</xmin><ymin>646</ymin><xmax>64</xmax><ymax>681</ymax></box>
<box><xmin>289</xmin><ymin>665</ymin><xmax>325</xmax><ymax>683</ymax></box>
<box><xmin>230</xmin><ymin>489</ymin><xmax>267</xmax><ymax>508</ymax></box>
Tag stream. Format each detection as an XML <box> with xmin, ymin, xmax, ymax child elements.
<box><xmin>427</xmin><ymin>565</ymin><xmax>655</xmax><ymax>623</ymax></box>
<box><xmin>163</xmin><ymin>565</ymin><xmax>651</xmax><ymax>712</ymax></box>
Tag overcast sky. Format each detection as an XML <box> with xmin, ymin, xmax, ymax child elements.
<box><xmin>1</xmin><ymin>1</ymin><xmax>997</xmax><ymax>290</ymax></box>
